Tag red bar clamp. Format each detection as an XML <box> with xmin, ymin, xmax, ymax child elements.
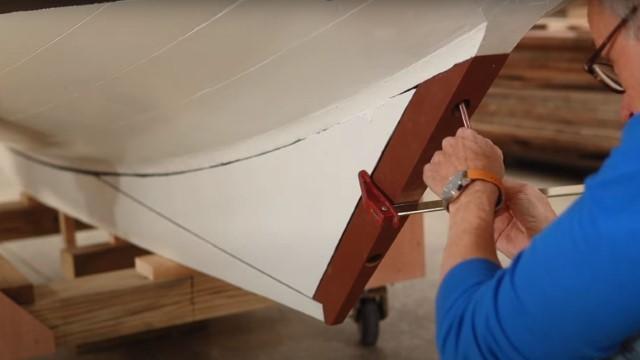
<box><xmin>358</xmin><ymin>170</ymin><xmax>401</xmax><ymax>228</ymax></box>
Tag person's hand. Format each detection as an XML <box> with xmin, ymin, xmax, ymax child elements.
<box><xmin>422</xmin><ymin>128</ymin><xmax>505</xmax><ymax>197</ymax></box>
<box><xmin>494</xmin><ymin>179</ymin><xmax>557</xmax><ymax>258</ymax></box>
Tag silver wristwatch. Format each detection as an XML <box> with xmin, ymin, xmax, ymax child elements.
<box><xmin>441</xmin><ymin>170</ymin><xmax>503</xmax><ymax>211</ymax></box>
<box><xmin>441</xmin><ymin>170</ymin><xmax>472</xmax><ymax>211</ymax></box>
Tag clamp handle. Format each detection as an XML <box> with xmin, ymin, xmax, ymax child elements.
<box><xmin>358</xmin><ymin>170</ymin><xmax>401</xmax><ymax>228</ymax></box>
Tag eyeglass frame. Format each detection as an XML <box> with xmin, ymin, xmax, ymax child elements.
<box><xmin>584</xmin><ymin>5</ymin><xmax>638</xmax><ymax>94</ymax></box>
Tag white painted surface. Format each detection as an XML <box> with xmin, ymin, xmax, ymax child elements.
<box><xmin>477</xmin><ymin>0</ymin><xmax>568</xmax><ymax>56</ymax></box>
<box><xmin>102</xmin><ymin>91</ymin><xmax>416</xmax><ymax>297</ymax></box>
<box><xmin>0</xmin><ymin>4</ymin><xmax>107</xmax><ymax>72</ymax></box>
<box><xmin>7</xmin><ymin>151</ymin><xmax>328</xmax><ymax>317</ymax></box>
<box><xmin>0</xmin><ymin>0</ymin><xmax>566</xmax><ymax>320</ymax></box>
<box><xmin>0</xmin><ymin>0</ymin><xmax>564</xmax><ymax>174</ymax></box>
<box><xmin>5</xmin><ymin>88</ymin><xmax>415</xmax><ymax>318</ymax></box>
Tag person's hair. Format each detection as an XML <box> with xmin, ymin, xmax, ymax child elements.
<box><xmin>601</xmin><ymin>0</ymin><xmax>639</xmax><ymax>38</ymax></box>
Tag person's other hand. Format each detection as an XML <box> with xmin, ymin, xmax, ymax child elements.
<box><xmin>422</xmin><ymin>128</ymin><xmax>505</xmax><ymax>197</ymax></box>
<box><xmin>494</xmin><ymin>179</ymin><xmax>557</xmax><ymax>259</ymax></box>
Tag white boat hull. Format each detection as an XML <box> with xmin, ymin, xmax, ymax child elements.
<box><xmin>0</xmin><ymin>0</ymin><xmax>566</xmax><ymax>323</ymax></box>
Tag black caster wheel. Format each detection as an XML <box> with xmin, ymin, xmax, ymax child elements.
<box><xmin>357</xmin><ymin>298</ymin><xmax>381</xmax><ymax>347</ymax></box>
<box><xmin>354</xmin><ymin>286</ymin><xmax>388</xmax><ymax>347</ymax></box>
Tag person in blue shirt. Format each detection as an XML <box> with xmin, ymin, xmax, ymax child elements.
<box><xmin>422</xmin><ymin>1</ymin><xmax>640</xmax><ymax>358</ymax></box>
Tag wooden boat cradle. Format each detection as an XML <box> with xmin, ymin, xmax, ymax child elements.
<box><xmin>0</xmin><ymin>195</ymin><xmax>273</xmax><ymax>359</ymax></box>
<box><xmin>0</xmin><ymin>193</ymin><xmax>425</xmax><ymax>359</ymax></box>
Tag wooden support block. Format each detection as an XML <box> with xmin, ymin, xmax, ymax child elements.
<box><xmin>0</xmin><ymin>255</ymin><xmax>34</xmax><ymax>305</ymax></box>
<box><xmin>192</xmin><ymin>273</ymin><xmax>273</xmax><ymax>321</ymax></box>
<box><xmin>0</xmin><ymin>199</ymin><xmax>59</xmax><ymax>243</ymax></box>
<box><xmin>135</xmin><ymin>254</ymin><xmax>196</xmax><ymax>281</ymax></box>
<box><xmin>0</xmin><ymin>292</ymin><xmax>55</xmax><ymax>359</ymax></box>
<box><xmin>25</xmin><ymin>269</ymin><xmax>272</xmax><ymax>346</ymax></box>
<box><xmin>58</xmin><ymin>212</ymin><xmax>77</xmax><ymax>249</ymax></box>
<box><xmin>110</xmin><ymin>235</ymin><xmax>126</xmax><ymax>245</ymax></box>
<box><xmin>61</xmin><ymin>242</ymin><xmax>149</xmax><ymax>279</ymax></box>
<box><xmin>0</xmin><ymin>196</ymin><xmax>92</xmax><ymax>243</ymax></box>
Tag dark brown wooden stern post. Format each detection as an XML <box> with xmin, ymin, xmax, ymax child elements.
<box><xmin>313</xmin><ymin>54</ymin><xmax>509</xmax><ymax>325</ymax></box>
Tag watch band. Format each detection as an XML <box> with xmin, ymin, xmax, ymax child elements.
<box><xmin>441</xmin><ymin>169</ymin><xmax>504</xmax><ymax>211</ymax></box>
<box><xmin>466</xmin><ymin>168</ymin><xmax>505</xmax><ymax>210</ymax></box>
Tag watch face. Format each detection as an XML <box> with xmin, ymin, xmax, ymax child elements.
<box><xmin>441</xmin><ymin>170</ymin><xmax>469</xmax><ymax>203</ymax></box>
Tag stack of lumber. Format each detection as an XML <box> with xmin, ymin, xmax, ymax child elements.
<box><xmin>474</xmin><ymin>1</ymin><xmax>622</xmax><ymax>170</ymax></box>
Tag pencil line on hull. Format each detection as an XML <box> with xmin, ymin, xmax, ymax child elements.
<box><xmin>11</xmin><ymin>136</ymin><xmax>306</xmax><ymax>177</ymax></box>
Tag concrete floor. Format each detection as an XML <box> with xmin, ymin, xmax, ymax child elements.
<box><xmin>0</xmin><ymin>165</ymin><xmax>582</xmax><ymax>360</ymax></box>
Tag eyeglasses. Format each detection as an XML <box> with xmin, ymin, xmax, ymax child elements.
<box><xmin>584</xmin><ymin>5</ymin><xmax>638</xmax><ymax>94</ymax></box>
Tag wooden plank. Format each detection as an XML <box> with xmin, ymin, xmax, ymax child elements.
<box><xmin>473</xmin><ymin>86</ymin><xmax>620</xmax><ymax>167</ymax></box>
<box><xmin>135</xmin><ymin>254</ymin><xmax>195</xmax><ymax>281</ymax></box>
<box><xmin>0</xmin><ymin>200</ymin><xmax>59</xmax><ymax>243</ymax></box>
<box><xmin>61</xmin><ymin>242</ymin><xmax>149</xmax><ymax>279</ymax></box>
<box><xmin>192</xmin><ymin>274</ymin><xmax>273</xmax><ymax>321</ymax></box>
<box><xmin>497</xmin><ymin>33</ymin><xmax>598</xmax><ymax>91</ymax></box>
<box><xmin>0</xmin><ymin>292</ymin><xmax>55</xmax><ymax>359</ymax></box>
<box><xmin>0</xmin><ymin>197</ymin><xmax>92</xmax><ymax>243</ymax></box>
<box><xmin>367</xmin><ymin>215</ymin><xmax>425</xmax><ymax>289</ymax></box>
<box><xmin>0</xmin><ymin>255</ymin><xmax>34</xmax><ymax>305</ymax></box>
<box><xmin>58</xmin><ymin>212</ymin><xmax>77</xmax><ymax>249</ymax></box>
<box><xmin>26</xmin><ymin>269</ymin><xmax>271</xmax><ymax>346</ymax></box>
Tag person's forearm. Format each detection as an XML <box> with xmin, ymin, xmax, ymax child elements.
<box><xmin>440</xmin><ymin>181</ymin><xmax>500</xmax><ymax>279</ymax></box>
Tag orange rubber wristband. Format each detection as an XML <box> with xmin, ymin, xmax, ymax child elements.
<box><xmin>466</xmin><ymin>169</ymin><xmax>505</xmax><ymax>209</ymax></box>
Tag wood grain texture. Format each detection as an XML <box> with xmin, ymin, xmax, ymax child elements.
<box><xmin>367</xmin><ymin>215</ymin><xmax>425</xmax><ymax>289</ymax></box>
<box><xmin>61</xmin><ymin>242</ymin><xmax>149</xmax><ymax>278</ymax></box>
<box><xmin>0</xmin><ymin>199</ymin><xmax>59</xmax><ymax>242</ymax></box>
<box><xmin>0</xmin><ymin>197</ymin><xmax>91</xmax><ymax>243</ymax></box>
<box><xmin>135</xmin><ymin>254</ymin><xmax>196</xmax><ymax>281</ymax></box>
<box><xmin>473</xmin><ymin>30</ymin><xmax>621</xmax><ymax>169</ymax></box>
<box><xmin>58</xmin><ymin>212</ymin><xmax>77</xmax><ymax>249</ymax></box>
<box><xmin>0</xmin><ymin>292</ymin><xmax>55</xmax><ymax>359</ymax></box>
<box><xmin>0</xmin><ymin>255</ymin><xmax>34</xmax><ymax>305</ymax></box>
<box><xmin>25</xmin><ymin>269</ymin><xmax>271</xmax><ymax>345</ymax></box>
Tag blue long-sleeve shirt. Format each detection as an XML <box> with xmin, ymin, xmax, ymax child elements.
<box><xmin>436</xmin><ymin>113</ymin><xmax>640</xmax><ymax>360</ymax></box>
